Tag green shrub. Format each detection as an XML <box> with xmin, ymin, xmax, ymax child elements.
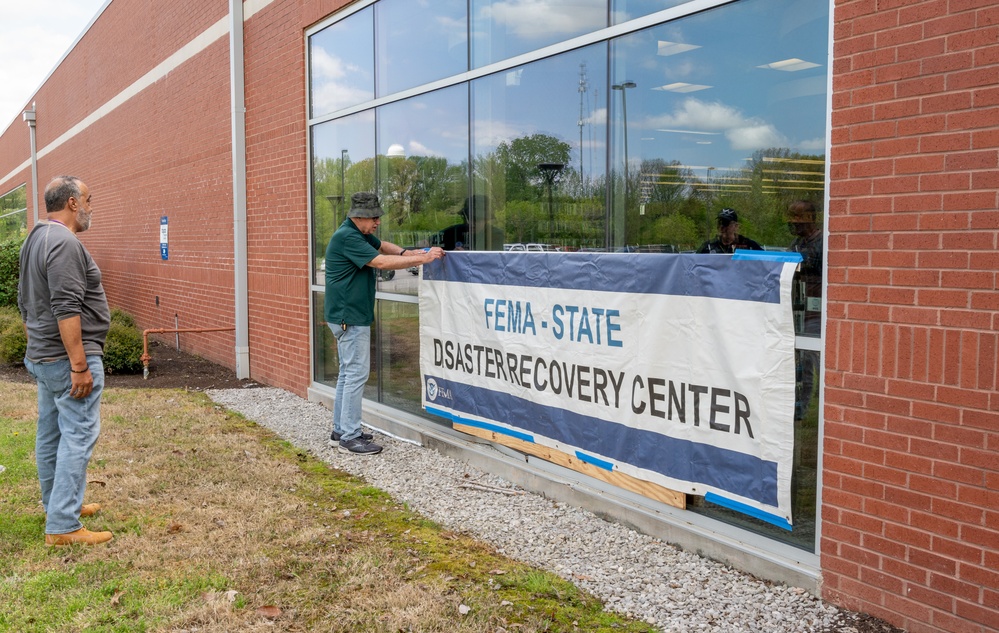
<box><xmin>0</xmin><ymin>235</ymin><xmax>25</xmax><ymax>308</ymax></box>
<box><xmin>0</xmin><ymin>306</ymin><xmax>27</xmax><ymax>364</ymax></box>
<box><xmin>110</xmin><ymin>308</ymin><xmax>136</xmax><ymax>328</ymax></box>
<box><xmin>0</xmin><ymin>305</ymin><xmax>144</xmax><ymax>373</ymax></box>
<box><xmin>103</xmin><ymin>320</ymin><xmax>144</xmax><ymax>374</ymax></box>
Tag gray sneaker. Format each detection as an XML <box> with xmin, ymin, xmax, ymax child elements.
<box><xmin>338</xmin><ymin>436</ymin><xmax>383</xmax><ymax>455</ymax></box>
<box><xmin>329</xmin><ymin>430</ymin><xmax>373</xmax><ymax>447</ymax></box>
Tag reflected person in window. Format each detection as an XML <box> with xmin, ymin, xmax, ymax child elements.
<box><xmin>788</xmin><ymin>200</ymin><xmax>822</xmax><ymax>421</ymax></box>
<box><xmin>788</xmin><ymin>200</ymin><xmax>822</xmax><ymax>336</ymax></box>
<box><xmin>696</xmin><ymin>208</ymin><xmax>763</xmax><ymax>254</ymax></box>
<box><xmin>324</xmin><ymin>192</ymin><xmax>446</xmax><ymax>455</ymax></box>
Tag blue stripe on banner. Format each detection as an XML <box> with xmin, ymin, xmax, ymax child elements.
<box><xmin>731</xmin><ymin>249</ymin><xmax>803</xmax><ymax>263</ymax></box>
<box><xmin>423</xmin><ymin>252</ymin><xmax>786</xmax><ymax>304</ymax></box>
<box><xmin>705</xmin><ymin>492</ymin><xmax>792</xmax><ymax>531</ymax></box>
<box><xmin>447</xmin><ymin>415</ymin><xmax>536</xmax><ymax>443</ymax></box>
<box><xmin>425</xmin><ymin>375</ymin><xmax>779</xmax><ymax>506</ymax></box>
<box><xmin>575</xmin><ymin>451</ymin><xmax>614</xmax><ymax>471</ymax></box>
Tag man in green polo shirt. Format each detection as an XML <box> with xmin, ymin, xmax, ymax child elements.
<box><xmin>325</xmin><ymin>192</ymin><xmax>446</xmax><ymax>454</ymax></box>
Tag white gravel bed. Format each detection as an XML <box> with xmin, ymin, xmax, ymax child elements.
<box><xmin>207</xmin><ymin>387</ymin><xmax>859</xmax><ymax>633</ymax></box>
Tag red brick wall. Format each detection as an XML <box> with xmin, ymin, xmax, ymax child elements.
<box><xmin>0</xmin><ymin>0</ymin><xmax>347</xmax><ymax>395</ymax></box>
<box><xmin>826</xmin><ymin>1</ymin><xmax>999</xmax><ymax>632</ymax></box>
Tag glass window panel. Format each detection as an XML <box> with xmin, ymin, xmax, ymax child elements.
<box><xmin>606</xmin><ymin>0</ymin><xmax>828</xmax><ymax>550</ymax></box>
<box><xmin>374</xmin><ymin>85</ymin><xmax>469</xmax><ymax>295</ymax></box>
<box><xmin>471</xmin><ymin>44</ymin><xmax>608</xmax><ymax>251</ymax></box>
<box><xmin>375</xmin><ymin>0</ymin><xmax>467</xmax><ymax>97</ymax></box>
<box><xmin>310</xmin><ymin>6</ymin><xmax>375</xmax><ymax>118</ymax></box>
<box><xmin>611</xmin><ymin>0</ymin><xmax>701</xmax><ymax>25</ymax></box>
<box><xmin>608</xmin><ymin>0</ymin><xmax>827</xmax><ymax>255</ymax></box>
<box><xmin>0</xmin><ymin>184</ymin><xmax>28</xmax><ymax>241</ymax></box>
<box><xmin>312</xmin><ymin>111</ymin><xmax>377</xmax><ymax>285</ymax></box>
<box><xmin>312</xmin><ymin>291</ymin><xmax>378</xmax><ymax>404</ymax></box>
<box><xmin>687</xmin><ymin>348</ymin><xmax>820</xmax><ymax>551</ymax></box>
<box><xmin>308</xmin><ymin>0</ymin><xmax>829</xmax><ymax>553</ymax></box>
<box><xmin>313</xmin><ymin>291</ymin><xmax>339</xmax><ymax>386</ymax></box>
<box><xmin>471</xmin><ymin>0</ymin><xmax>607</xmax><ymax>69</ymax></box>
<box><xmin>375</xmin><ymin>299</ymin><xmax>445</xmax><ymax>419</ymax></box>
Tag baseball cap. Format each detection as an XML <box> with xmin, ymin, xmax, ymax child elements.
<box><xmin>717</xmin><ymin>208</ymin><xmax>738</xmax><ymax>226</ymax></box>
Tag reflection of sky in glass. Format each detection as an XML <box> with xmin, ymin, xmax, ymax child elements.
<box><xmin>472</xmin><ymin>0</ymin><xmax>606</xmax><ymax>68</ymax></box>
<box><xmin>611</xmin><ymin>0</ymin><xmax>702</xmax><ymax>24</ymax></box>
<box><xmin>376</xmin><ymin>0</ymin><xmax>467</xmax><ymax>97</ymax></box>
<box><xmin>611</xmin><ymin>0</ymin><xmax>827</xmax><ymax>172</ymax></box>
<box><xmin>472</xmin><ymin>43</ymin><xmax>607</xmax><ymax>179</ymax></box>
<box><xmin>312</xmin><ymin>110</ymin><xmax>376</xmax><ymax>188</ymax></box>
<box><xmin>377</xmin><ymin>85</ymin><xmax>469</xmax><ymax>164</ymax></box>
<box><xmin>310</xmin><ymin>7</ymin><xmax>375</xmax><ymax>118</ymax></box>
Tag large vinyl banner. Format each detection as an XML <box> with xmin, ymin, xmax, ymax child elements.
<box><xmin>419</xmin><ymin>251</ymin><xmax>799</xmax><ymax>528</ymax></box>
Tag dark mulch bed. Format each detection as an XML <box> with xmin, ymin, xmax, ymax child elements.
<box><xmin>0</xmin><ymin>340</ymin><xmax>260</xmax><ymax>391</ymax></box>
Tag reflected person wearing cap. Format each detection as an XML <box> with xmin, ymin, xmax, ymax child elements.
<box><xmin>324</xmin><ymin>192</ymin><xmax>446</xmax><ymax>455</ymax></box>
<box><xmin>696</xmin><ymin>208</ymin><xmax>764</xmax><ymax>254</ymax></box>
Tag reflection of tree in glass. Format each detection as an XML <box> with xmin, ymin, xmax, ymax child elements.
<box><xmin>494</xmin><ymin>134</ymin><xmax>573</xmax><ymax>201</ymax></box>
<box><xmin>0</xmin><ymin>186</ymin><xmax>28</xmax><ymax>241</ymax></box>
<box><xmin>381</xmin><ymin>156</ymin><xmax>466</xmax><ymax>228</ymax></box>
<box><xmin>742</xmin><ymin>148</ymin><xmax>826</xmax><ymax>247</ymax></box>
<box><xmin>473</xmin><ymin>133</ymin><xmax>599</xmax><ymax>246</ymax></box>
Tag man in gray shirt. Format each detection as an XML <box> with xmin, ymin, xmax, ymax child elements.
<box><xmin>18</xmin><ymin>175</ymin><xmax>112</xmax><ymax>546</ymax></box>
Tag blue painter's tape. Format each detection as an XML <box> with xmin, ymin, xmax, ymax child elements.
<box><xmin>575</xmin><ymin>451</ymin><xmax>614</xmax><ymax>471</ymax></box>
<box><xmin>704</xmin><ymin>492</ymin><xmax>792</xmax><ymax>531</ymax></box>
<box><xmin>433</xmin><ymin>409</ymin><xmax>537</xmax><ymax>443</ymax></box>
<box><xmin>731</xmin><ymin>249</ymin><xmax>802</xmax><ymax>263</ymax></box>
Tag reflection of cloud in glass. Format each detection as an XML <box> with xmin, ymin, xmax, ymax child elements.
<box><xmin>483</xmin><ymin>0</ymin><xmax>604</xmax><ymax>39</ymax></box>
<box><xmin>312</xmin><ymin>47</ymin><xmax>352</xmax><ymax>80</ymax></box>
<box><xmin>473</xmin><ymin>118</ymin><xmax>533</xmax><ymax>151</ymax></box>
<box><xmin>726</xmin><ymin>124</ymin><xmax>785</xmax><ymax>151</ymax></box>
<box><xmin>798</xmin><ymin>137</ymin><xmax>825</xmax><ymax>152</ymax></box>
<box><xmin>408</xmin><ymin>140</ymin><xmax>442</xmax><ymax>157</ymax></box>
<box><xmin>646</xmin><ymin>98</ymin><xmax>785</xmax><ymax>151</ymax></box>
<box><xmin>584</xmin><ymin>106</ymin><xmax>606</xmax><ymax>125</ymax></box>
<box><xmin>311</xmin><ymin>48</ymin><xmax>373</xmax><ymax>114</ymax></box>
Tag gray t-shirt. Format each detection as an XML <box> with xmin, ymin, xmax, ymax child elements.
<box><xmin>18</xmin><ymin>221</ymin><xmax>110</xmax><ymax>361</ymax></box>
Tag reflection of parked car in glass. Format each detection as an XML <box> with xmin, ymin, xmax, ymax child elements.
<box><xmin>636</xmin><ymin>244</ymin><xmax>677</xmax><ymax>253</ymax></box>
<box><xmin>504</xmin><ymin>243</ymin><xmax>526</xmax><ymax>251</ymax></box>
<box><xmin>526</xmin><ymin>243</ymin><xmax>561</xmax><ymax>252</ymax></box>
<box><xmin>402</xmin><ymin>247</ymin><xmax>420</xmax><ymax>275</ymax></box>
<box><xmin>376</xmin><ymin>268</ymin><xmax>395</xmax><ymax>281</ymax></box>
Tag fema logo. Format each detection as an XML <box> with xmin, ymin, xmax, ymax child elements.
<box><xmin>426</xmin><ymin>378</ymin><xmax>439</xmax><ymax>401</ymax></box>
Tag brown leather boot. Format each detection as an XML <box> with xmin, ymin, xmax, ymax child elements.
<box><xmin>45</xmin><ymin>528</ymin><xmax>114</xmax><ymax>546</ymax></box>
<box><xmin>45</xmin><ymin>503</ymin><xmax>102</xmax><ymax>519</ymax></box>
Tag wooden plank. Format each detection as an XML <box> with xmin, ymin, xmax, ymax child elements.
<box><xmin>454</xmin><ymin>423</ymin><xmax>686</xmax><ymax>509</ymax></box>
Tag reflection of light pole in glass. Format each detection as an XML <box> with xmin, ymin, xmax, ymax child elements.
<box><xmin>612</xmin><ymin>81</ymin><xmax>636</xmax><ymax>209</ymax></box>
<box><xmin>538</xmin><ymin>162</ymin><xmax>565</xmax><ymax>239</ymax></box>
<box><xmin>340</xmin><ymin>149</ymin><xmax>348</xmax><ymax>207</ymax></box>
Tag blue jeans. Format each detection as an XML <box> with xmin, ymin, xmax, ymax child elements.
<box><xmin>330</xmin><ymin>325</ymin><xmax>370</xmax><ymax>442</ymax></box>
<box><xmin>24</xmin><ymin>356</ymin><xmax>104</xmax><ymax>535</ymax></box>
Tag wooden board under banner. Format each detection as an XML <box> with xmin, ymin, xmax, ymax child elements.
<box><xmin>454</xmin><ymin>423</ymin><xmax>686</xmax><ymax>510</ymax></box>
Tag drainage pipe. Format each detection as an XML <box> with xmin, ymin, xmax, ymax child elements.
<box><xmin>140</xmin><ymin>327</ymin><xmax>235</xmax><ymax>379</ymax></box>
<box><xmin>229</xmin><ymin>0</ymin><xmax>250</xmax><ymax>379</ymax></box>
